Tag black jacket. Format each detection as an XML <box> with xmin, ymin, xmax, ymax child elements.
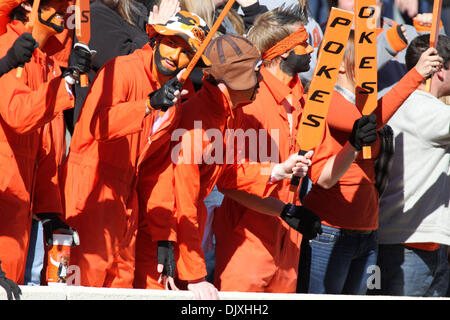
<box><xmin>70</xmin><ymin>1</ymin><xmax>150</xmax><ymax>132</ymax></box>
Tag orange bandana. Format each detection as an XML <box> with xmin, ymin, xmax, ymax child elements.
<box><xmin>262</xmin><ymin>26</ymin><xmax>309</xmax><ymax>61</ymax></box>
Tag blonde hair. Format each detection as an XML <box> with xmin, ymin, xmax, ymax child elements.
<box><xmin>180</xmin><ymin>0</ymin><xmax>244</xmax><ymax>36</ymax></box>
<box><xmin>247</xmin><ymin>4</ymin><xmax>306</xmax><ymax>66</ymax></box>
<box><xmin>101</xmin><ymin>0</ymin><xmax>142</xmax><ymax>26</ymax></box>
<box><xmin>180</xmin><ymin>0</ymin><xmax>215</xmax><ymax>28</ymax></box>
<box><xmin>225</xmin><ymin>9</ymin><xmax>245</xmax><ymax>35</ymax></box>
<box><xmin>440</xmin><ymin>96</ymin><xmax>450</xmax><ymax>105</ymax></box>
<box><xmin>343</xmin><ymin>30</ymin><xmax>355</xmax><ymax>84</ymax></box>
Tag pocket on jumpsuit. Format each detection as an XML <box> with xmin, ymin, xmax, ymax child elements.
<box><xmin>73</xmin><ymin>163</ymin><xmax>97</xmax><ymax>213</ymax></box>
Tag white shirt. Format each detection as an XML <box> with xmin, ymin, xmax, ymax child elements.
<box><xmin>378</xmin><ymin>90</ymin><xmax>450</xmax><ymax>245</ymax></box>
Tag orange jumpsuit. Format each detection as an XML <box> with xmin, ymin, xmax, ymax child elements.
<box><xmin>213</xmin><ymin>67</ymin><xmax>305</xmax><ymax>292</ymax></box>
<box><xmin>169</xmin><ymin>80</ymin><xmax>278</xmax><ymax>283</ymax></box>
<box><xmin>62</xmin><ymin>43</ymin><xmax>182</xmax><ymax>288</ymax></box>
<box><xmin>0</xmin><ymin>69</ymin><xmax>74</xmax><ymax>134</ymax></box>
<box><xmin>0</xmin><ymin>21</ymin><xmax>72</xmax><ymax>283</ymax></box>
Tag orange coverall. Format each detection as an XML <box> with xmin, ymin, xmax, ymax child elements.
<box><xmin>62</xmin><ymin>43</ymin><xmax>182</xmax><ymax>288</ymax></box>
<box><xmin>168</xmin><ymin>80</ymin><xmax>278</xmax><ymax>283</ymax></box>
<box><xmin>214</xmin><ymin>66</ymin><xmax>306</xmax><ymax>292</ymax></box>
<box><xmin>0</xmin><ymin>21</ymin><xmax>71</xmax><ymax>283</ymax></box>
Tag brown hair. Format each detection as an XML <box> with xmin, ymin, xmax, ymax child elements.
<box><xmin>10</xmin><ymin>0</ymin><xmax>53</xmax><ymax>22</ymax></box>
<box><xmin>247</xmin><ymin>4</ymin><xmax>307</xmax><ymax>66</ymax></box>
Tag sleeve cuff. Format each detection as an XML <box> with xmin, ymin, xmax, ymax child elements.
<box><xmin>386</xmin><ymin>25</ymin><xmax>408</xmax><ymax>53</ymax></box>
<box><xmin>413</xmin><ymin>18</ymin><xmax>444</xmax><ymax>34</ymax></box>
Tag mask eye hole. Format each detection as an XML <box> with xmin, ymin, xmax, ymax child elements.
<box><xmin>254</xmin><ymin>59</ymin><xmax>262</xmax><ymax>72</ymax></box>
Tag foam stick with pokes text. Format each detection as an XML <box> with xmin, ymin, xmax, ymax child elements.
<box><xmin>426</xmin><ymin>0</ymin><xmax>443</xmax><ymax>92</ymax></box>
<box><xmin>289</xmin><ymin>8</ymin><xmax>354</xmax><ymax>191</ymax></box>
<box><xmin>75</xmin><ymin>0</ymin><xmax>91</xmax><ymax>87</ymax></box>
<box><xmin>16</xmin><ymin>0</ymin><xmax>40</xmax><ymax>78</ymax></box>
<box><xmin>178</xmin><ymin>0</ymin><xmax>236</xmax><ymax>85</ymax></box>
<box><xmin>355</xmin><ymin>0</ymin><xmax>377</xmax><ymax>159</ymax></box>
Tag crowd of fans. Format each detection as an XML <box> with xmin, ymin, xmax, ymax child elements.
<box><xmin>0</xmin><ymin>0</ymin><xmax>448</xmax><ymax>300</ymax></box>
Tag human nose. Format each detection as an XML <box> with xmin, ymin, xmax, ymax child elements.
<box><xmin>170</xmin><ymin>47</ymin><xmax>182</xmax><ymax>63</ymax></box>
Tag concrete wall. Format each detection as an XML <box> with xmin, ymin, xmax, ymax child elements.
<box><xmin>1</xmin><ymin>285</ymin><xmax>448</xmax><ymax>300</ymax></box>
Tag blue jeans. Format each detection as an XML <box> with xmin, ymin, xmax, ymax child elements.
<box><xmin>24</xmin><ymin>219</ymin><xmax>45</xmax><ymax>285</ymax></box>
<box><xmin>202</xmin><ymin>187</ymin><xmax>224</xmax><ymax>283</ymax></box>
<box><xmin>308</xmin><ymin>224</ymin><xmax>378</xmax><ymax>295</ymax></box>
<box><xmin>372</xmin><ymin>244</ymin><xmax>449</xmax><ymax>297</ymax></box>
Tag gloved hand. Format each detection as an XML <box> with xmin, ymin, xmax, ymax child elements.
<box><xmin>148</xmin><ymin>76</ymin><xmax>183</xmax><ymax>112</ymax></box>
<box><xmin>348</xmin><ymin>114</ymin><xmax>377</xmax><ymax>151</ymax></box>
<box><xmin>0</xmin><ymin>261</ymin><xmax>21</xmax><ymax>300</ymax></box>
<box><xmin>5</xmin><ymin>33</ymin><xmax>38</xmax><ymax>69</ymax></box>
<box><xmin>396</xmin><ymin>24</ymin><xmax>408</xmax><ymax>45</ymax></box>
<box><xmin>63</xmin><ymin>42</ymin><xmax>93</xmax><ymax>84</ymax></box>
<box><xmin>36</xmin><ymin>213</ymin><xmax>80</xmax><ymax>247</ymax></box>
<box><xmin>280</xmin><ymin>203</ymin><xmax>322</xmax><ymax>240</ymax></box>
<box><xmin>157</xmin><ymin>241</ymin><xmax>176</xmax><ymax>277</ymax></box>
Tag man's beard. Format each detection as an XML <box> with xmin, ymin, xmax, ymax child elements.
<box><xmin>154</xmin><ymin>43</ymin><xmax>181</xmax><ymax>77</ymax></box>
<box><xmin>38</xmin><ymin>10</ymin><xmax>65</xmax><ymax>34</ymax></box>
<box><xmin>280</xmin><ymin>51</ymin><xmax>311</xmax><ymax>76</ymax></box>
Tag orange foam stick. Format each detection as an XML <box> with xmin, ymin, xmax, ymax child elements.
<box><xmin>426</xmin><ymin>0</ymin><xmax>443</xmax><ymax>92</ymax></box>
<box><xmin>290</xmin><ymin>8</ymin><xmax>354</xmax><ymax>191</ymax></box>
<box><xmin>178</xmin><ymin>0</ymin><xmax>236</xmax><ymax>85</ymax></box>
<box><xmin>355</xmin><ymin>0</ymin><xmax>378</xmax><ymax>159</ymax></box>
<box><xmin>16</xmin><ymin>0</ymin><xmax>40</xmax><ymax>78</ymax></box>
<box><xmin>75</xmin><ymin>0</ymin><xmax>91</xmax><ymax>87</ymax></box>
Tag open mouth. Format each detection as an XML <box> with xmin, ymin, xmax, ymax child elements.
<box><xmin>162</xmin><ymin>58</ymin><xmax>176</xmax><ymax>70</ymax></box>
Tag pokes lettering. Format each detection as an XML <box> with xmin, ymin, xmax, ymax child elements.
<box><xmin>81</xmin><ymin>10</ymin><xmax>89</xmax><ymax>23</ymax></box>
<box><xmin>355</xmin><ymin>0</ymin><xmax>377</xmax><ymax>111</ymax></box>
<box><xmin>290</xmin><ymin>8</ymin><xmax>353</xmax><ymax>189</ymax></box>
<box><xmin>355</xmin><ymin>0</ymin><xmax>377</xmax><ymax>159</ymax></box>
<box><xmin>299</xmin><ymin>9</ymin><xmax>353</xmax><ymax>134</ymax></box>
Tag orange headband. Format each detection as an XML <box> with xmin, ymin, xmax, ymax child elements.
<box><xmin>262</xmin><ymin>26</ymin><xmax>309</xmax><ymax>61</ymax></box>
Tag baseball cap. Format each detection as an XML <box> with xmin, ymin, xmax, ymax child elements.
<box><xmin>147</xmin><ymin>11</ymin><xmax>211</xmax><ymax>68</ymax></box>
<box><xmin>204</xmin><ymin>34</ymin><xmax>262</xmax><ymax>91</ymax></box>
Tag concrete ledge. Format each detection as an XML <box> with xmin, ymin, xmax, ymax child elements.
<box><xmin>0</xmin><ymin>285</ymin><xmax>449</xmax><ymax>300</ymax></box>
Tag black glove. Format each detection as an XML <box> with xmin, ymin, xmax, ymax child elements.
<box><xmin>348</xmin><ymin>114</ymin><xmax>378</xmax><ymax>151</ymax></box>
<box><xmin>0</xmin><ymin>261</ymin><xmax>21</xmax><ymax>300</ymax></box>
<box><xmin>63</xmin><ymin>43</ymin><xmax>92</xmax><ymax>81</ymax></box>
<box><xmin>148</xmin><ymin>76</ymin><xmax>182</xmax><ymax>112</ymax></box>
<box><xmin>280</xmin><ymin>204</ymin><xmax>322</xmax><ymax>240</ymax></box>
<box><xmin>36</xmin><ymin>213</ymin><xmax>80</xmax><ymax>247</ymax></box>
<box><xmin>5</xmin><ymin>33</ymin><xmax>38</xmax><ymax>69</ymax></box>
<box><xmin>157</xmin><ymin>241</ymin><xmax>175</xmax><ymax>277</ymax></box>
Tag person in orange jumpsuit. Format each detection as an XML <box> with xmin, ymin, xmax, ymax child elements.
<box><xmin>0</xmin><ymin>0</ymin><xmax>89</xmax><ymax>283</ymax></box>
<box><xmin>212</xmin><ymin>5</ymin><xmax>319</xmax><ymax>293</ymax></box>
<box><xmin>0</xmin><ymin>31</ymin><xmax>35</xmax><ymax>76</ymax></box>
<box><xmin>149</xmin><ymin>34</ymin><xmax>321</xmax><ymax>300</ymax></box>
<box><xmin>62</xmin><ymin>11</ymin><xmax>211</xmax><ymax>288</ymax></box>
<box><xmin>302</xmin><ymin>31</ymin><xmax>443</xmax><ymax>294</ymax></box>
